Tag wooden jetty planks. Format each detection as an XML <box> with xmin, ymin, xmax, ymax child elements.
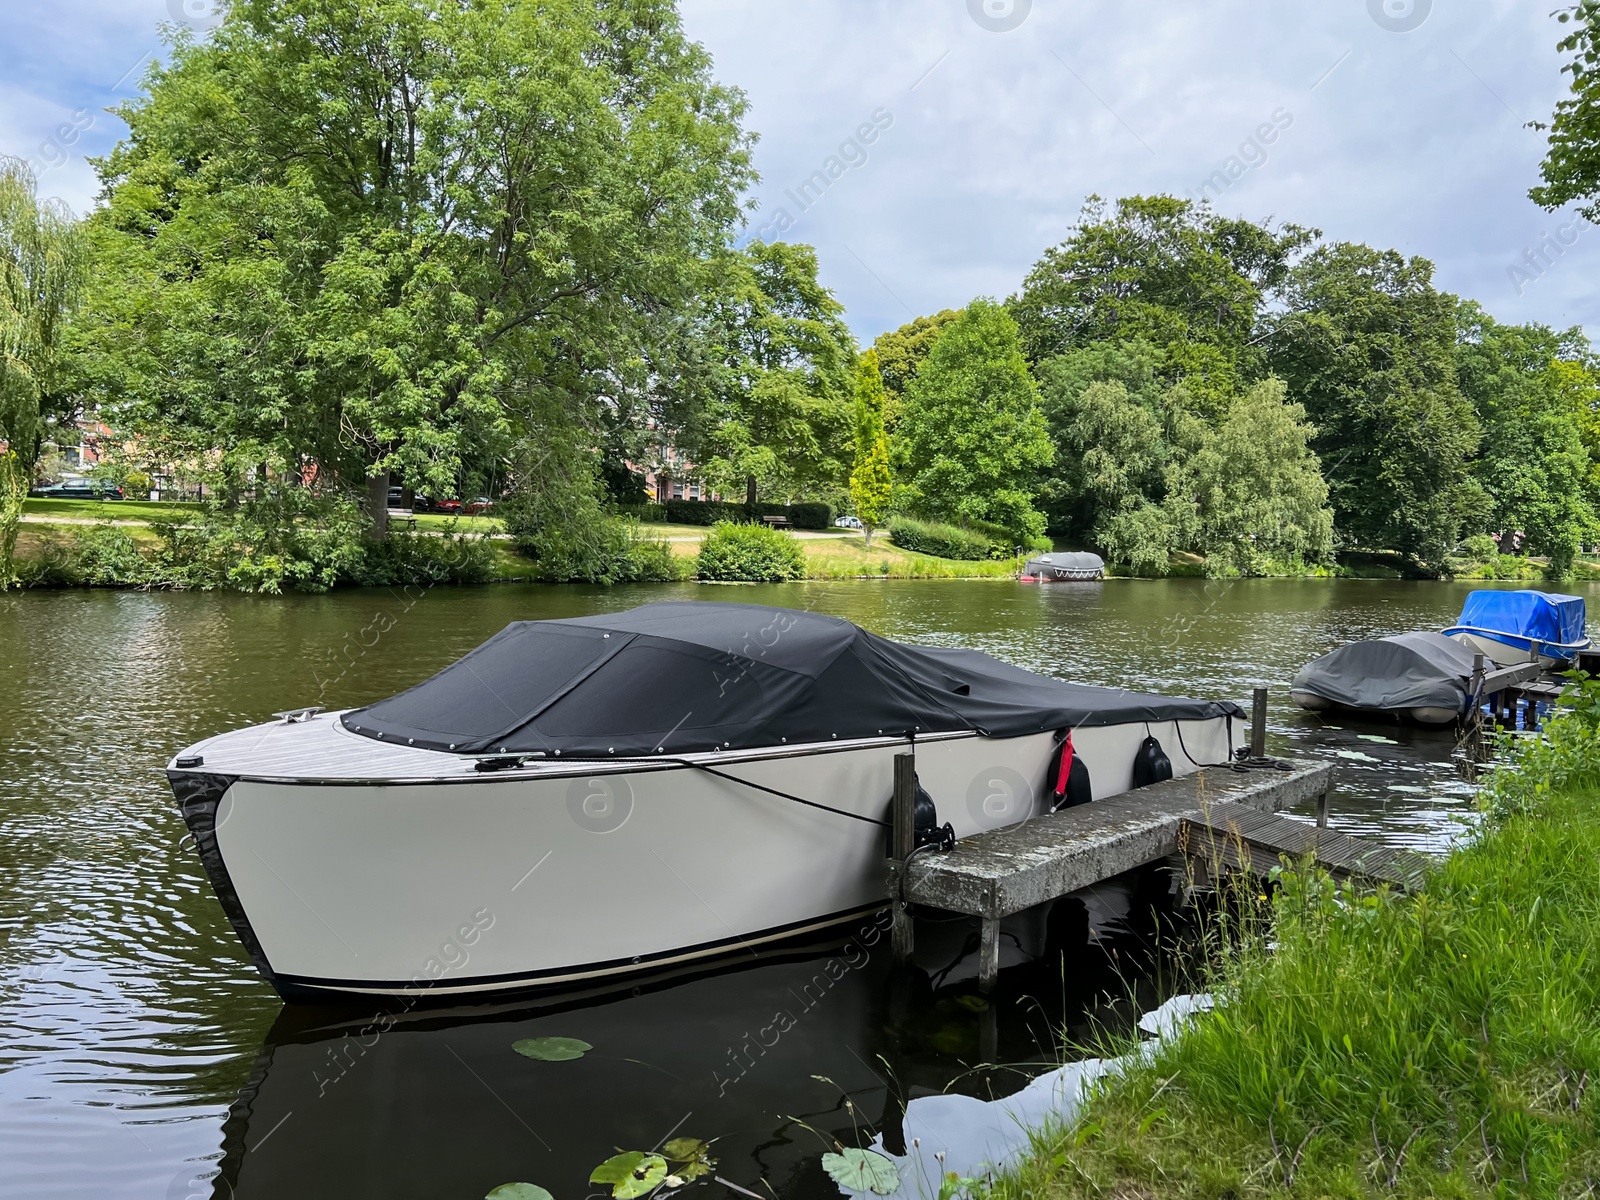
<box><xmin>1180</xmin><ymin>802</ymin><xmax>1431</xmax><ymax>892</ymax></box>
<box><xmin>897</xmin><ymin>761</ymin><xmax>1432</xmax><ymax>991</ymax></box>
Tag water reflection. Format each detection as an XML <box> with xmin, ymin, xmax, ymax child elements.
<box><xmin>206</xmin><ymin>877</ymin><xmax>1175</xmax><ymax>1200</ymax></box>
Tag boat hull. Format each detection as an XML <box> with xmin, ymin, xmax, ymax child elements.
<box><xmin>1290</xmin><ymin>689</ymin><xmax>1458</xmax><ymax>727</ymax></box>
<box><xmin>1445</xmin><ymin>630</ymin><xmax>1585</xmax><ymax>671</ymax></box>
<box><xmin>170</xmin><ymin>719</ymin><xmax>1233</xmax><ymax>1002</ymax></box>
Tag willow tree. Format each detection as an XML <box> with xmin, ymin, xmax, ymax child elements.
<box><xmin>0</xmin><ymin>159</ymin><xmax>85</xmax><ymax>586</ymax></box>
<box><xmin>86</xmin><ymin>0</ymin><xmax>754</xmax><ymax>537</ymax></box>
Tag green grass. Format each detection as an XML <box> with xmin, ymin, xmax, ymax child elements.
<box><xmin>22</xmin><ymin>497</ymin><xmax>204</xmax><ymax>523</ymax></box>
<box><xmin>986</xmin><ymin>689</ymin><xmax>1600</xmax><ymax>1200</ymax></box>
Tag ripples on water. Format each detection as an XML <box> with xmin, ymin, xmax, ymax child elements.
<box><xmin>0</xmin><ymin>580</ymin><xmax>1581</xmax><ymax>1198</ymax></box>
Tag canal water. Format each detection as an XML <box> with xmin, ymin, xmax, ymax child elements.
<box><xmin>0</xmin><ymin>578</ymin><xmax>1579</xmax><ymax>1199</ymax></box>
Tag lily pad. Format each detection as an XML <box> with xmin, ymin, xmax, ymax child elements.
<box><xmin>513</xmin><ymin>1036</ymin><xmax>592</xmax><ymax>1061</ymax></box>
<box><xmin>821</xmin><ymin>1148</ymin><xmax>900</xmax><ymax>1195</ymax></box>
<box><xmin>486</xmin><ymin>1186</ymin><xmax>554</xmax><ymax>1200</ymax></box>
<box><xmin>591</xmin><ymin>1151</ymin><xmax>669</xmax><ymax>1199</ymax></box>
<box><xmin>663</xmin><ymin>1137</ymin><xmax>715</xmax><ymax>1180</ymax></box>
<box><xmin>952</xmin><ymin>994</ymin><xmax>989</xmax><ymax>1013</ymax></box>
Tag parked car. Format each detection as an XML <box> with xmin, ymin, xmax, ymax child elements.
<box><xmin>463</xmin><ymin>497</ymin><xmax>495</xmax><ymax>515</ymax></box>
<box><xmin>412</xmin><ymin>496</ymin><xmax>461</xmax><ymax>514</ymax></box>
<box><xmin>834</xmin><ymin>515</ymin><xmax>863</xmax><ymax>529</ymax></box>
<box><xmin>31</xmin><ymin>480</ymin><xmax>124</xmax><ymax>500</ymax></box>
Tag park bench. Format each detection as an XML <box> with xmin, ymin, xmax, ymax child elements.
<box><xmin>760</xmin><ymin>515</ymin><xmax>792</xmax><ymax>529</ymax></box>
<box><xmin>386</xmin><ymin>508</ymin><xmax>418</xmax><ymax>531</ymax></box>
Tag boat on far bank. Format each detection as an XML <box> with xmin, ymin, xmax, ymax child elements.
<box><xmin>1020</xmin><ymin>552</ymin><xmax>1105</xmax><ymax>582</ymax></box>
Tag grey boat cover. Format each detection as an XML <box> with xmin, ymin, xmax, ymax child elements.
<box><xmin>1026</xmin><ymin>552</ymin><xmax>1105</xmax><ymax>576</ymax></box>
<box><xmin>1292</xmin><ymin>632</ymin><xmax>1480</xmax><ymax>714</ymax></box>
<box><xmin>342</xmin><ymin>601</ymin><xmax>1243</xmax><ymax>757</ymax></box>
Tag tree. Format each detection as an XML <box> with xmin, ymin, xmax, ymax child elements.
<box><xmin>85</xmin><ymin>0</ymin><xmax>754</xmax><ymax>537</ymax></box>
<box><xmin>871</xmin><ymin>309</ymin><xmax>959</xmax><ymax>423</ymax></box>
<box><xmin>1009</xmin><ymin>195</ymin><xmax>1315</xmax><ymax>416</ymax></box>
<box><xmin>1265</xmin><ymin>243</ymin><xmax>1485</xmax><ymax>568</ymax></box>
<box><xmin>0</xmin><ymin>158</ymin><xmax>86</xmax><ymax>586</ymax></box>
<box><xmin>1455</xmin><ymin>303</ymin><xmax>1596</xmax><ymax>577</ymax></box>
<box><xmin>1531</xmin><ymin>2</ymin><xmax>1600</xmax><ymax>219</ymax></box>
<box><xmin>849</xmin><ymin>350</ymin><xmax>892</xmax><ymax>546</ymax></box>
<box><xmin>1165</xmin><ymin>377</ymin><xmax>1333</xmax><ymax>576</ymax></box>
<box><xmin>898</xmin><ymin>299</ymin><xmax>1053</xmax><ymax>541</ymax></box>
<box><xmin>685</xmin><ymin>241</ymin><xmax>856</xmax><ymax>506</ymax></box>
<box><xmin>1033</xmin><ymin>339</ymin><xmax>1200</xmax><ymax>552</ymax></box>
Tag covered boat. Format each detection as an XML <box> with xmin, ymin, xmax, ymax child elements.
<box><xmin>167</xmin><ymin>602</ymin><xmax>1242</xmax><ymax>1002</ymax></box>
<box><xmin>1291</xmin><ymin>631</ymin><xmax>1482</xmax><ymax>726</ymax></box>
<box><xmin>1443</xmin><ymin>589</ymin><xmax>1590</xmax><ymax>666</ymax></box>
<box><xmin>1021</xmin><ymin>551</ymin><xmax>1105</xmax><ymax>582</ymax></box>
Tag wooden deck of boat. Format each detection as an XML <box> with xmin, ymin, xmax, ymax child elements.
<box><xmin>897</xmin><ymin>760</ymin><xmax>1430</xmax><ymax>989</ymax></box>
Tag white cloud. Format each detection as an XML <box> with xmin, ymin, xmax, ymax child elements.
<box><xmin>681</xmin><ymin>0</ymin><xmax>1592</xmax><ymax>341</ymax></box>
<box><xmin>2</xmin><ymin>0</ymin><xmax>1590</xmax><ymax>341</ymax></box>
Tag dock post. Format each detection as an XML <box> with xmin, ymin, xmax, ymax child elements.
<box><xmin>891</xmin><ymin>753</ymin><xmax>916</xmax><ymax>963</ymax></box>
<box><xmin>978</xmin><ymin>917</ymin><xmax>1000</xmax><ymax>993</ymax></box>
<box><xmin>1469</xmin><ymin>653</ymin><xmax>1485</xmax><ymax>762</ymax></box>
<box><xmin>1316</xmin><ymin>778</ymin><xmax>1331</xmax><ymax>829</ymax></box>
<box><xmin>1250</xmin><ymin>686</ymin><xmax>1268</xmax><ymax>760</ymax></box>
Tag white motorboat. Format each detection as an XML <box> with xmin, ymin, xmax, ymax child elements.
<box><xmin>167</xmin><ymin>602</ymin><xmax>1242</xmax><ymax>1003</ymax></box>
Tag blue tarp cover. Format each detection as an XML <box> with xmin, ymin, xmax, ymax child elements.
<box><xmin>1451</xmin><ymin>590</ymin><xmax>1588</xmax><ymax>649</ymax></box>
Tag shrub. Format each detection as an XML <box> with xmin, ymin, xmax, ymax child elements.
<box><xmin>886</xmin><ymin>516</ymin><xmax>998</xmax><ymax>560</ymax></box>
<box><xmin>1459</xmin><ymin>533</ymin><xmax>1498</xmax><ymax>562</ymax></box>
<box><xmin>696</xmin><ymin>521</ymin><xmax>806</xmax><ymax>582</ymax></box>
<box><xmin>663</xmin><ymin>498</ymin><xmax>746</xmax><ymax>526</ymax></box>
<box><xmin>786</xmin><ymin>501</ymin><xmax>832</xmax><ymax>531</ymax></box>
<box><xmin>625</xmin><ymin>530</ymin><xmax>693</xmax><ymax>582</ymax></box>
<box><xmin>351</xmin><ymin>533</ymin><xmax>500</xmax><ymax>586</ymax></box>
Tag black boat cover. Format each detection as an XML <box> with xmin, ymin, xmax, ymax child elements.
<box><xmin>1292</xmin><ymin>632</ymin><xmax>1479</xmax><ymax>714</ymax></box>
<box><xmin>342</xmin><ymin>601</ymin><xmax>1244</xmax><ymax>757</ymax></box>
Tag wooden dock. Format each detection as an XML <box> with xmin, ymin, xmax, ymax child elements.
<box><xmin>892</xmin><ymin>758</ymin><xmax>1430</xmax><ymax>990</ymax></box>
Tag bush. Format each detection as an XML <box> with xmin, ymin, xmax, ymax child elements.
<box><xmin>350</xmin><ymin>533</ymin><xmax>501</xmax><ymax>586</ymax></box>
<box><xmin>1459</xmin><ymin>533</ymin><xmax>1498</xmax><ymax>562</ymax></box>
<box><xmin>696</xmin><ymin>521</ymin><xmax>806</xmax><ymax>582</ymax></box>
<box><xmin>887</xmin><ymin>516</ymin><xmax>999</xmax><ymax>560</ymax></box>
<box><xmin>663</xmin><ymin>498</ymin><xmax>746</xmax><ymax>525</ymax></box>
<box><xmin>658</xmin><ymin>499</ymin><xmax>832</xmax><ymax>530</ymax></box>
<box><xmin>786</xmin><ymin>501</ymin><xmax>832</xmax><ymax>531</ymax></box>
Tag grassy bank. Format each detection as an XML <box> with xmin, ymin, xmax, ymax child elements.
<box><xmin>987</xmin><ymin>685</ymin><xmax>1600</xmax><ymax>1200</ymax></box>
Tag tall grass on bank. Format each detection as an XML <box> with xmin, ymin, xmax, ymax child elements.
<box><xmin>988</xmin><ymin>679</ymin><xmax>1600</xmax><ymax>1200</ymax></box>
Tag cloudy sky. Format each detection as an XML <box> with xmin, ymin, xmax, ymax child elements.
<box><xmin>2</xmin><ymin>0</ymin><xmax>1592</xmax><ymax>343</ymax></box>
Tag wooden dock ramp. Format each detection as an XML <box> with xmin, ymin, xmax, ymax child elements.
<box><xmin>896</xmin><ymin>760</ymin><xmax>1429</xmax><ymax>990</ymax></box>
<box><xmin>1180</xmin><ymin>802</ymin><xmax>1430</xmax><ymax>894</ymax></box>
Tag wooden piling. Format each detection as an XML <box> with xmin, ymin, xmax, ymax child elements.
<box><xmin>890</xmin><ymin>752</ymin><xmax>916</xmax><ymax>962</ymax></box>
<box><xmin>1250</xmin><ymin>686</ymin><xmax>1268</xmax><ymax>760</ymax></box>
<box><xmin>978</xmin><ymin>916</ymin><xmax>1000</xmax><ymax>993</ymax></box>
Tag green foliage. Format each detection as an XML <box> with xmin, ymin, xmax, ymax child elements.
<box><xmin>1455</xmin><ymin>303</ymin><xmax>1596</xmax><ymax>579</ymax></box>
<box><xmin>1034</xmin><ymin>342</ymin><xmax>1201</xmax><ymax>568</ymax></box>
<box><xmin>685</xmin><ymin>241</ymin><xmax>857</xmax><ymax>504</ymax></box>
<box><xmin>0</xmin><ymin>157</ymin><xmax>88</xmax><ymax>587</ymax></box>
<box><xmin>989</xmin><ymin>680</ymin><xmax>1600</xmax><ymax>1200</ymax></box>
<box><xmin>871</xmin><ymin>309</ymin><xmax>961</xmax><ymax>439</ymax></box>
<box><xmin>1009</xmin><ymin>194</ymin><xmax>1314</xmax><ymax>417</ymax></box>
<box><xmin>1267</xmin><ymin>243</ymin><xmax>1486</xmax><ymax>568</ymax></box>
<box><xmin>1166</xmin><ymin>377</ymin><xmax>1334</xmax><ymax>577</ymax></box>
<box><xmin>898</xmin><ymin>299</ymin><xmax>1053</xmax><ymax>542</ymax></box>
<box><xmin>850</xmin><ymin>350</ymin><xmax>893</xmax><ymax>544</ymax></box>
<box><xmin>511</xmin><ymin>1037</ymin><xmax>590</xmax><ymax>1062</ymax></box>
<box><xmin>885</xmin><ymin>515</ymin><xmax>1044</xmax><ymax>560</ymax></box>
<box><xmin>695</xmin><ymin>521</ymin><xmax>805</xmax><ymax>581</ymax></box>
<box><xmin>83</xmin><ymin>0</ymin><xmax>754</xmax><ymax>527</ymax></box>
<box><xmin>1531</xmin><ymin>2</ymin><xmax>1600</xmax><ymax>221</ymax></box>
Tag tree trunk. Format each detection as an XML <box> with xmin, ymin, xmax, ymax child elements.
<box><xmin>367</xmin><ymin>469</ymin><xmax>390</xmax><ymax>540</ymax></box>
<box><xmin>863</xmin><ymin>524</ymin><xmax>873</xmax><ymax>548</ymax></box>
<box><xmin>745</xmin><ymin>474</ymin><xmax>757</xmax><ymax>509</ymax></box>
